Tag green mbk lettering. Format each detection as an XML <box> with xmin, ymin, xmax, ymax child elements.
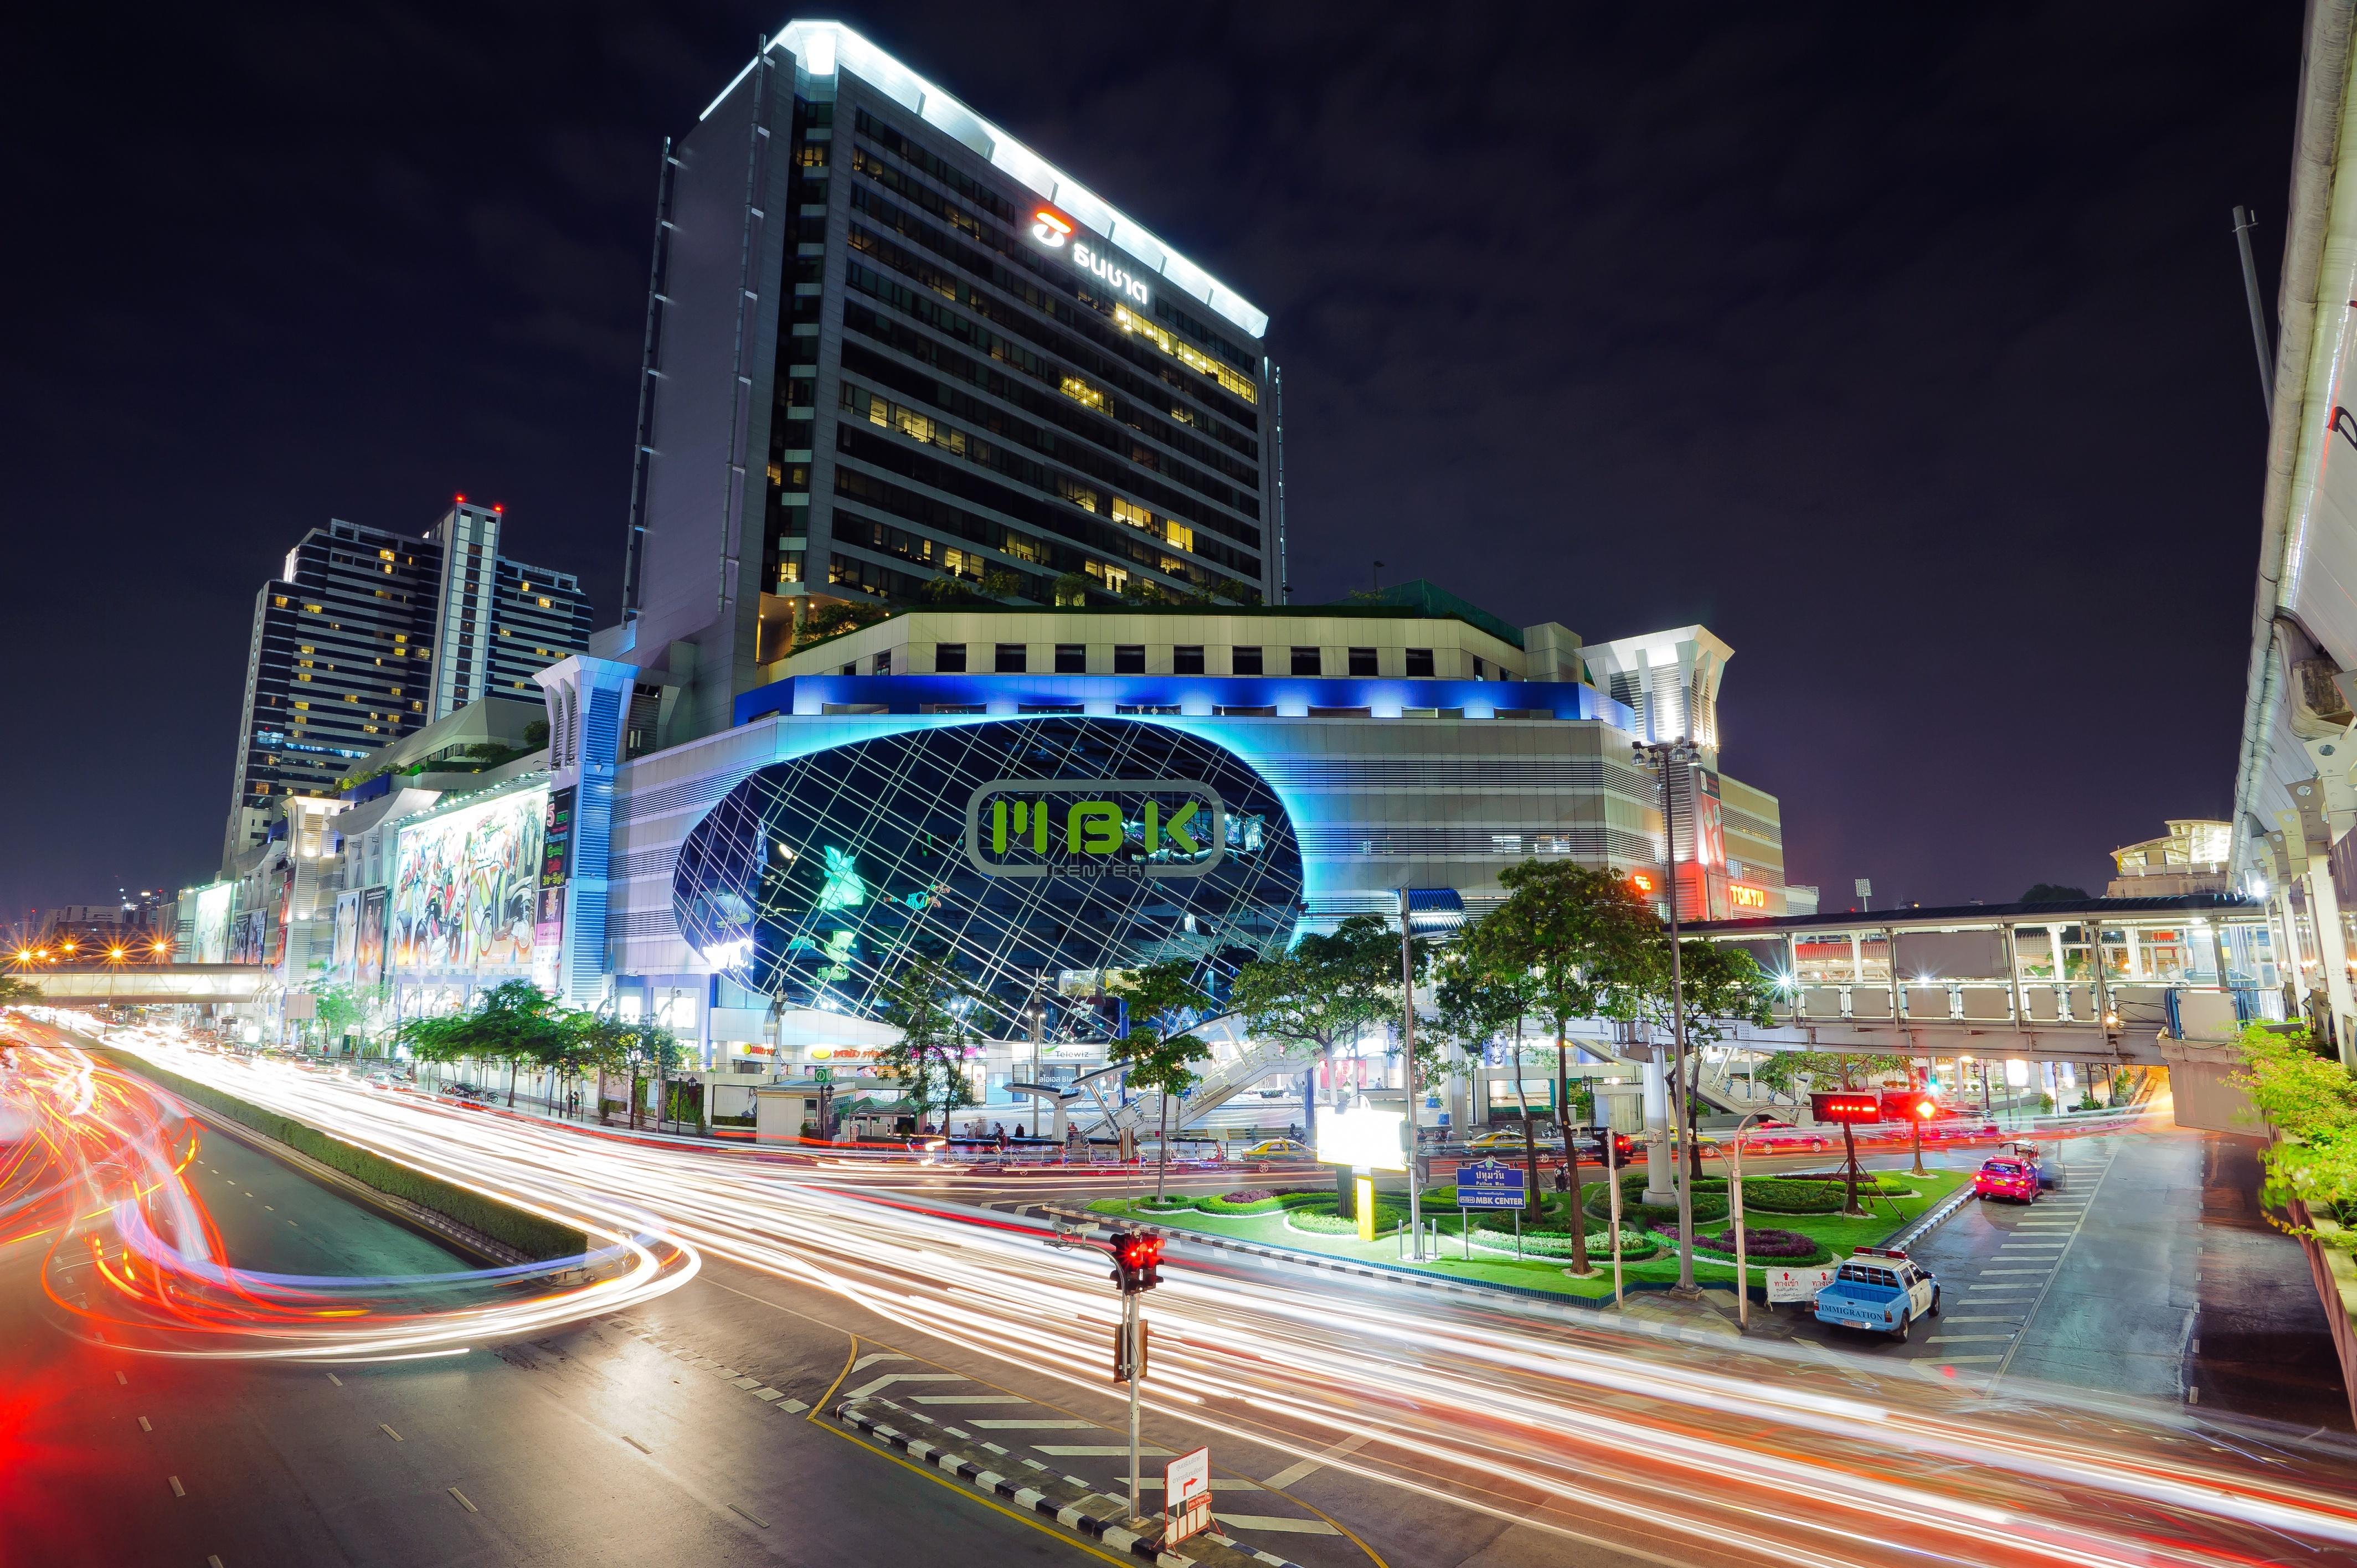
<box><xmin>1163</xmin><ymin>800</ymin><xmax>1199</xmax><ymax>854</ymax></box>
<box><xmin>1067</xmin><ymin>800</ymin><xmax>1121</xmax><ymax>854</ymax></box>
<box><xmin>991</xmin><ymin>799</ymin><xmax>1008</xmax><ymax>854</ymax></box>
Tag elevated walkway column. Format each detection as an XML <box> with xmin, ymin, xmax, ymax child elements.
<box><xmin>1641</xmin><ymin>1048</ymin><xmax>1675</xmax><ymax>1205</ymax></box>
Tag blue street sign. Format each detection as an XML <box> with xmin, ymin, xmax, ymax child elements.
<box><xmin>1456</xmin><ymin>1158</ymin><xmax>1527</xmax><ymax>1210</ymax></box>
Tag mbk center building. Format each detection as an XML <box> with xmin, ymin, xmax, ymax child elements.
<box><xmin>374</xmin><ymin>24</ymin><xmax>1810</xmax><ymax>1113</ymax></box>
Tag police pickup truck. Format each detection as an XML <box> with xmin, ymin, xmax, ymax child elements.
<box><xmin>1812</xmin><ymin>1246</ymin><xmax>1941</xmax><ymax>1342</ymax></box>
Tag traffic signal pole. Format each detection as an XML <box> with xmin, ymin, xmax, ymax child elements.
<box><xmin>1125</xmin><ymin>1289</ymin><xmax>1143</xmax><ymax>1521</ymax></box>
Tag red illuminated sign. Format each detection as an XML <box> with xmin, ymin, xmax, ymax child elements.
<box><xmin>1629</xmin><ymin>870</ymin><xmax>1658</xmax><ymax>895</ymax></box>
<box><xmin>1030</xmin><ymin>206</ymin><xmax>1074</xmax><ymax>248</ymax></box>
<box><xmin>1810</xmin><ymin>1091</ymin><xmax>1883</xmax><ymax>1125</ymax></box>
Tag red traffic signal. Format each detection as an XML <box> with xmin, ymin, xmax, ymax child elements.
<box><xmin>1108</xmin><ymin>1229</ymin><xmax>1165</xmax><ymax>1294</ymax></box>
<box><xmin>1880</xmin><ymin>1090</ymin><xmax>1939</xmax><ymax>1122</ymax></box>
<box><xmin>1810</xmin><ymin>1091</ymin><xmax>1883</xmax><ymax>1125</ymax></box>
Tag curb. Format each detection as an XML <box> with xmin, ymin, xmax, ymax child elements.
<box><xmin>1028</xmin><ymin>1202</ymin><xmax>1685</xmax><ymax>1310</ymax></box>
<box><xmin>834</xmin><ymin>1398</ymin><xmax>1301</xmax><ymax>1568</ymax></box>
<box><xmin>1886</xmin><ymin>1182</ymin><xmax>1975</xmax><ymax>1252</ymax></box>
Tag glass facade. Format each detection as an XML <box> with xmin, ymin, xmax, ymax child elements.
<box><xmin>671</xmin><ymin>717</ymin><xmax>1301</xmax><ymax>1028</ymax></box>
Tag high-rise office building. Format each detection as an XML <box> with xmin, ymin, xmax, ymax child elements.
<box><xmin>621</xmin><ymin>20</ymin><xmax>1280</xmax><ymax>744</ymax></box>
<box><xmin>222</xmin><ymin>502</ymin><xmax>591</xmax><ymax>863</ymax></box>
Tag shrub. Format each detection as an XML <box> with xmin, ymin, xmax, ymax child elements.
<box><xmin>1286</xmin><ymin>1203</ymin><xmax>1404</xmax><ymax>1236</ymax></box>
<box><xmin>1655</xmin><ymin>1225</ymin><xmax>1831</xmax><ymax>1265</ymax></box>
<box><xmin>1737</xmin><ymin>1178</ymin><xmax>1844</xmax><ymax>1214</ymax></box>
<box><xmin>1200</xmin><ymin>1190</ymin><xmax>1326</xmax><ymax>1215</ymax></box>
<box><xmin>1133</xmin><ymin>1195</ymin><xmax>1198</xmax><ymax>1213</ymax></box>
<box><xmin>1588</xmin><ymin>1191</ymin><xmax>1729</xmax><ymax>1227</ymax></box>
<box><xmin>1471</xmin><ymin>1223</ymin><xmax>1659</xmax><ymax>1260</ymax></box>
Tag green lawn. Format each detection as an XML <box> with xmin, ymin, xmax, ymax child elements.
<box><xmin>1086</xmin><ymin>1169</ymin><xmax>1967</xmax><ymax>1301</ymax></box>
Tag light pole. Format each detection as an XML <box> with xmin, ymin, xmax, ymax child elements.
<box><xmin>1634</xmin><ymin>737</ymin><xmax>1702</xmax><ymax>1294</ymax></box>
<box><xmin>1729</xmin><ymin>1110</ymin><xmax>1771</xmax><ymax>1330</ymax></box>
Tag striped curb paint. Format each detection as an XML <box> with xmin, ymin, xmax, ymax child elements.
<box><xmin>835</xmin><ymin>1396</ymin><xmax>1301</xmax><ymax>1568</ymax></box>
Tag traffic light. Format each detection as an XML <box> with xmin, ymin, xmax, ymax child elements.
<box><xmin>1881</xmin><ymin>1090</ymin><xmax>1939</xmax><ymax>1122</ymax></box>
<box><xmin>1108</xmin><ymin>1229</ymin><xmax>1164</xmax><ymax>1294</ymax></box>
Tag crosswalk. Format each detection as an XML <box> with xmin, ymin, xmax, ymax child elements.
<box><xmin>841</xmin><ymin>1350</ymin><xmax>1339</xmax><ymax>1540</ymax></box>
<box><xmin>1917</xmin><ymin>1155</ymin><xmax>2112</xmax><ymax>1374</ymax></box>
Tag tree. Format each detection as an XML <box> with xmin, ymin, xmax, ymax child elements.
<box><xmin>879</xmin><ymin>957</ymin><xmax>980</xmax><ymax>1133</ymax></box>
<box><xmin>1751</xmin><ymin>1049</ymin><xmax>1915</xmax><ymax>1213</ymax></box>
<box><xmin>572</xmin><ymin>1013</ymin><xmax>685</xmax><ymax>1129</ymax></box>
<box><xmin>1432</xmin><ymin>945</ymin><xmax>1546</xmax><ymax>1218</ymax></box>
<box><xmin>1231</xmin><ymin>916</ymin><xmax>1398</xmax><ymax>1149</ymax></box>
<box><xmin>2019</xmin><ymin>884</ymin><xmax>2091</xmax><ymax>904</ymax></box>
<box><xmin>1051</xmin><ymin>571</ymin><xmax>1093</xmax><ymax>607</ymax></box>
<box><xmin>978</xmin><ymin>566</ymin><xmax>1027</xmax><ymax>600</ymax></box>
<box><xmin>313</xmin><ymin>983</ymin><xmax>366</xmax><ymax>1051</ymax></box>
<box><xmin>398</xmin><ymin>981</ymin><xmax>572</xmax><ymax>1107</ymax></box>
<box><xmin>1109</xmin><ymin>961</ymin><xmax>1215</xmax><ymax>1199</ymax></box>
<box><xmin>1473</xmin><ymin>863</ymin><xmax>1660</xmax><ymax>1273</ymax></box>
<box><xmin>0</xmin><ymin>974</ymin><xmax>41</xmax><ymax>1007</ymax></box>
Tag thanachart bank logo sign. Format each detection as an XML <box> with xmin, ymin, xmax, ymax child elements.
<box><xmin>1028</xmin><ymin>205</ymin><xmax>1152</xmax><ymax>307</ymax></box>
<box><xmin>966</xmin><ymin>777</ymin><xmax>1224</xmax><ymax>880</ymax></box>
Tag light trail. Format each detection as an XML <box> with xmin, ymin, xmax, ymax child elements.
<box><xmin>0</xmin><ymin>1033</ymin><xmax>693</xmax><ymax>1360</ymax></box>
<box><xmin>48</xmin><ymin>1023</ymin><xmax>2357</xmax><ymax>1568</ymax></box>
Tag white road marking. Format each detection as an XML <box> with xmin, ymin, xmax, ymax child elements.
<box><xmin>911</xmin><ymin>1395</ymin><xmax>1030</xmax><ymax>1405</ymax></box>
<box><xmin>850</xmin><ymin>1352</ymin><xmax>910</xmax><ymax>1373</ymax></box>
<box><xmin>971</xmin><ymin>1419</ymin><xmax>1095</xmax><ymax>1430</ymax></box>
<box><xmin>728</xmin><ymin>1503</ymin><xmax>772</xmax><ymax>1528</ymax></box>
<box><xmin>448</xmin><ymin>1486</ymin><xmax>477</xmax><ymax>1513</ymax></box>
<box><xmin>1263</xmin><ymin>1431</ymin><xmax>1377</xmax><ymax>1490</ymax></box>
<box><xmin>326</xmin><ymin>1373</ymin><xmax>342</xmax><ymax>1386</ymax></box>
<box><xmin>115</xmin><ymin>1372</ymin><xmax>127</xmax><ymax>1386</ymax></box>
<box><xmin>380</xmin><ymin>1424</ymin><xmax>403</xmax><ymax>1442</ymax></box>
<box><xmin>849</xmin><ymin>1373</ymin><xmax>965</xmax><ymax>1399</ymax></box>
<box><xmin>1927</xmin><ymin>1335</ymin><xmax>2014</xmax><ymax>1344</ymax></box>
<box><xmin>1037</xmin><ymin>1445</ymin><xmax>1174</xmax><ymax>1457</ymax></box>
<box><xmin>138</xmin><ymin>1416</ymin><xmax>152</xmax><ymax>1432</ymax></box>
<box><xmin>1217</xmin><ymin>1514</ymin><xmax>1342</xmax><ymax>1535</ymax></box>
<box><xmin>169</xmin><ymin>1476</ymin><xmax>186</xmax><ymax>1497</ymax></box>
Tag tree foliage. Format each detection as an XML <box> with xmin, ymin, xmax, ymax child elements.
<box><xmin>0</xmin><ymin>974</ymin><xmax>41</xmax><ymax>1007</ymax></box>
<box><xmin>878</xmin><ymin>956</ymin><xmax>979</xmax><ymax>1130</ymax></box>
<box><xmin>1232</xmin><ymin>915</ymin><xmax>1399</xmax><ymax>1140</ymax></box>
<box><xmin>1748</xmin><ymin>1049</ymin><xmax>1916</xmax><ymax>1097</ymax></box>
<box><xmin>1109</xmin><ymin>961</ymin><xmax>1216</xmax><ymax>1198</ymax></box>
<box><xmin>2237</xmin><ymin>1023</ymin><xmax>2357</xmax><ymax>1244</ymax></box>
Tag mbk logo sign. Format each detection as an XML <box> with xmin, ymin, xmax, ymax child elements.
<box><xmin>965</xmin><ymin>778</ymin><xmax>1225</xmax><ymax>880</ymax></box>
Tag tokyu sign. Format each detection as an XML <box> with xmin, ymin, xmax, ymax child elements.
<box><xmin>966</xmin><ymin>778</ymin><xmax>1224</xmax><ymax>881</ymax></box>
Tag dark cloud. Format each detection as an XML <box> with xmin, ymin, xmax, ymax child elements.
<box><xmin>0</xmin><ymin>1</ymin><xmax>2296</xmax><ymax>921</ymax></box>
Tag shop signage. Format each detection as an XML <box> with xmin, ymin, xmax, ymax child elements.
<box><xmin>1728</xmin><ymin>882</ymin><xmax>1768</xmax><ymax>911</ymax></box>
<box><xmin>1028</xmin><ymin>205</ymin><xmax>1152</xmax><ymax>306</ymax></box>
<box><xmin>966</xmin><ymin>778</ymin><xmax>1225</xmax><ymax>881</ymax></box>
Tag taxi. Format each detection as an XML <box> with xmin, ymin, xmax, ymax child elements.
<box><xmin>1973</xmin><ymin>1156</ymin><xmax>2039</xmax><ymax>1203</ymax></box>
<box><xmin>1239</xmin><ymin>1137</ymin><xmax>1310</xmax><ymax>1160</ymax></box>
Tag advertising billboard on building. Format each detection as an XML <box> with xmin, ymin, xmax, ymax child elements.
<box><xmin>533</xmin><ymin>785</ymin><xmax>577</xmax><ymax>993</ymax></box>
<box><xmin>356</xmin><ymin>886</ymin><xmax>387</xmax><ymax>991</ymax></box>
<box><xmin>389</xmin><ymin>786</ymin><xmax>547</xmax><ymax>981</ymax></box>
<box><xmin>331</xmin><ymin>891</ymin><xmax>362</xmax><ymax>981</ymax></box>
<box><xmin>192</xmin><ymin>883</ymin><xmax>234</xmax><ymax>964</ymax></box>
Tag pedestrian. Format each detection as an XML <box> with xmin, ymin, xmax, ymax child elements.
<box><xmin>1016</xmin><ymin>1122</ymin><xmax>1026</xmax><ymax>1139</ymax></box>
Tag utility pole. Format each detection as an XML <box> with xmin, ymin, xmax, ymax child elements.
<box><xmin>1634</xmin><ymin>739</ymin><xmax>1701</xmax><ymax>1293</ymax></box>
<box><xmin>2233</xmin><ymin>205</ymin><xmax>2274</xmax><ymax>419</ymax></box>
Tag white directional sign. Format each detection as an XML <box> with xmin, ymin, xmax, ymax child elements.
<box><xmin>1166</xmin><ymin>1446</ymin><xmax>1212</xmax><ymax>1544</ymax></box>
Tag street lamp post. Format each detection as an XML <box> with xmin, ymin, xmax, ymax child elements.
<box><xmin>1397</xmin><ymin>889</ymin><xmax>1464</xmax><ymax>1262</ymax></box>
<box><xmin>1729</xmin><ymin>1110</ymin><xmax>1770</xmax><ymax>1330</ymax></box>
<box><xmin>1634</xmin><ymin>737</ymin><xmax>1702</xmax><ymax>1294</ymax></box>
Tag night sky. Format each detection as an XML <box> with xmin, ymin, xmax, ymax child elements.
<box><xmin>0</xmin><ymin>3</ymin><xmax>2301</xmax><ymax>925</ymax></box>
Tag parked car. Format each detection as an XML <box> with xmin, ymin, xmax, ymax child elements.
<box><xmin>1813</xmin><ymin>1247</ymin><xmax>1941</xmax><ymax>1342</ymax></box>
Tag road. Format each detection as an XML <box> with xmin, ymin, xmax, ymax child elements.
<box><xmin>11</xmin><ymin>1024</ymin><xmax>2357</xmax><ymax>1568</ymax></box>
<box><xmin>1762</xmin><ymin>1132</ymin><xmax>2353</xmax><ymax>1431</ymax></box>
<box><xmin>0</xmin><ymin>1044</ymin><xmax>1137</xmax><ymax>1568</ymax></box>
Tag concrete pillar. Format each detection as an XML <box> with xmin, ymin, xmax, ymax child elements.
<box><xmin>2303</xmin><ymin>866</ymin><xmax>2357</xmax><ymax>1070</ymax></box>
<box><xmin>1641</xmin><ymin>1048</ymin><xmax>1675</xmax><ymax>1205</ymax></box>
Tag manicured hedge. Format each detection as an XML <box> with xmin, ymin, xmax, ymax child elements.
<box><xmin>1588</xmin><ymin>1190</ymin><xmax>1730</xmax><ymax>1226</ymax></box>
<box><xmin>1131</xmin><ymin>1195</ymin><xmax>1200</xmax><ymax>1213</ymax></box>
<box><xmin>1286</xmin><ymin>1203</ymin><xmax>1404</xmax><ymax>1236</ymax></box>
<box><xmin>115</xmin><ymin>1055</ymin><xmax>588</xmax><ymax>1261</ymax></box>
<box><xmin>1471</xmin><ymin>1224</ymin><xmax>1659</xmax><ymax>1261</ymax></box>
<box><xmin>1199</xmin><ymin>1190</ymin><xmax>1329</xmax><ymax>1215</ymax></box>
<box><xmin>1738</xmin><ymin>1178</ymin><xmax>1844</xmax><ymax>1214</ymax></box>
<box><xmin>1656</xmin><ymin>1225</ymin><xmax>1833</xmax><ymax>1266</ymax></box>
